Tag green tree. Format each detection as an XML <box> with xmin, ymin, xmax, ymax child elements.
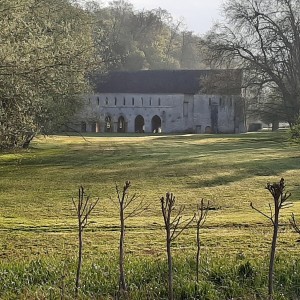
<box><xmin>0</xmin><ymin>0</ymin><xmax>95</xmax><ymax>149</ymax></box>
<box><xmin>85</xmin><ymin>1</ymin><xmax>206</xmax><ymax>71</ymax></box>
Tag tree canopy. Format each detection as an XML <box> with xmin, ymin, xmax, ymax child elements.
<box><xmin>203</xmin><ymin>0</ymin><xmax>300</xmax><ymax>127</ymax></box>
<box><xmin>0</xmin><ymin>0</ymin><xmax>206</xmax><ymax>150</ymax></box>
<box><xmin>86</xmin><ymin>0</ymin><xmax>205</xmax><ymax>72</ymax></box>
<box><xmin>0</xmin><ymin>0</ymin><xmax>96</xmax><ymax>149</ymax></box>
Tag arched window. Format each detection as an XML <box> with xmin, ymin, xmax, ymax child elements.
<box><xmin>151</xmin><ymin>115</ymin><xmax>162</xmax><ymax>133</ymax></box>
<box><xmin>105</xmin><ymin>115</ymin><xmax>112</xmax><ymax>132</ymax></box>
<box><xmin>117</xmin><ymin>116</ymin><xmax>126</xmax><ymax>133</ymax></box>
<box><xmin>135</xmin><ymin>115</ymin><xmax>145</xmax><ymax>133</ymax></box>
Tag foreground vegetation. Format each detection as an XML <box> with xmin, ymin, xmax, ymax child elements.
<box><xmin>0</xmin><ymin>132</ymin><xmax>300</xmax><ymax>299</ymax></box>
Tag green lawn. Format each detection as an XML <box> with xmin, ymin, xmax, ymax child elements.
<box><xmin>0</xmin><ymin>132</ymin><xmax>300</xmax><ymax>298</ymax></box>
<box><xmin>0</xmin><ymin>131</ymin><xmax>299</xmax><ymax>260</ymax></box>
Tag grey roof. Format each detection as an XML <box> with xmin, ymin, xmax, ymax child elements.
<box><xmin>92</xmin><ymin>69</ymin><xmax>242</xmax><ymax>95</ymax></box>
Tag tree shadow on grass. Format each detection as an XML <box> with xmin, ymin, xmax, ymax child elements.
<box><xmin>186</xmin><ymin>156</ymin><xmax>300</xmax><ymax>188</ymax></box>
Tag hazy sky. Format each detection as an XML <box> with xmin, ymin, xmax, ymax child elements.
<box><xmin>101</xmin><ymin>0</ymin><xmax>225</xmax><ymax>35</ymax></box>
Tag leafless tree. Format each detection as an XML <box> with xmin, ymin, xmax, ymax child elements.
<box><xmin>195</xmin><ymin>199</ymin><xmax>210</xmax><ymax>284</ymax></box>
<box><xmin>72</xmin><ymin>186</ymin><xmax>99</xmax><ymax>298</ymax></box>
<box><xmin>250</xmin><ymin>178</ymin><xmax>291</xmax><ymax>300</ymax></box>
<box><xmin>160</xmin><ymin>192</ymin><xmax>195</xmax><ymax>300</ymax></box>
<box><xmin>115</xmin><ymin>181</ymin><xmax>148</xmax><ymax>296</ymax></box>
<box><xmin>290</xmin><ymin>213</ymin><xmax>300</xmax><ymax>235</ymax></box>
<box><xmin>202</xmin><ymin>0</ymin><xmax>300</xmax><ymax>126</ymax></box>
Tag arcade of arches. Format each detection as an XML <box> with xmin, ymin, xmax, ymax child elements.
<box><xmin>81</xmin><ymin>115</ymin><xmax>162</xmax><ymax>133</ymax></box>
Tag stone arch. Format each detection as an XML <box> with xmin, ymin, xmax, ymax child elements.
<box><xmin>205</xmin><ymin>126</ymin><xmax>212</xmax><ymax>133</ymax></box>
<box><xmin>117</xmin><ymin>115</ymin><xmax>126</xmax><ymax>133</ymax></box>
<box><xmin>135</xmin><ymin>115</ymin><xmax>144</xmax><ymax>133</ymax></box>
<box><xmin>105</xmin><ymin>115</ymin><xmax>112</xmax><ymax>133</ymax></box>
<box><xmin>151</xmin><ymin>115</ymin><xmax>161</xmax><ymax>133</ymax></box>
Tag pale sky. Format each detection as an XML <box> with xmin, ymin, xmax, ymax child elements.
<box><xmin>100</xmin><ymin>0</ymin><xmax>225</xmax><ymax>35</ymax></box>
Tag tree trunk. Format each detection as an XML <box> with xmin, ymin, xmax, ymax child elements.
<box><xmin>196</xmin><ymin>225</ymin><xmax>200</xmax><ymax>283</ymax></box>
<box><xmin>22</xmin><ymin>134</ymin><xmax>35</xmax><ymax>149</ymax></box>
<box><xmin>75</xmin><ymin>228</ymin><xmax>82</xmax><ymax>298</ymax></box>
<box><xmin>268</xmin><ymin>214</ymin><xmax>279</xmax><ymax>300</ymax></box>
<box><xmin>119</xmin><ymin>207</ymin><xmax>127</xmax><ymax>293</ymax></box>
<box><xmin>166</xmin><ymin>233</ymin><xmax>173</xmax><ymax>300</ymax></box>
<box><xmin>272</xmin><ymin>121</ymin><xmax>279</xmax><ymax>131</ymax></box>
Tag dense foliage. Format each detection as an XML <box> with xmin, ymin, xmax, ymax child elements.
<box><xmin>0</xmin><ymin>0</ymin><xmax>96</xmax><ymax>149</ymax></box>
<box><xmin>86</xmin><ymin>0</ymin><xmax>205</xmax><ymax>72</ymax></box>
<box><xmin>0</xmin><ymin>0</ymin><xmax>205</xmax><ymax>150</ymax></box>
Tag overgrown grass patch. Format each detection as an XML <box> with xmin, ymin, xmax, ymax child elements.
<box><xmin>0</xmin><ymin>254</ymin><xmax>300</xmax><ymax>299</ymax></box>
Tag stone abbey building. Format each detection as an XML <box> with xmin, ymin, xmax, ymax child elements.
<box><xmin>76</xmin><ymin>69</ymin><xmax>246</xmax><ymax>134</ymax></box>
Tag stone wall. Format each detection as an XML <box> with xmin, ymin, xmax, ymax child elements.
<box><xmin>74</xmin><ymin>92</ymin><xmax>246</xmax><ymax>134</ymax></box>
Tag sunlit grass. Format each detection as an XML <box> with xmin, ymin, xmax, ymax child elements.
<box><xmin>1</xmin><ymin>131</ymin><xmax>300</xmax><ymax>298</ymax></box>
<box><xmin>0</xmin><ymin>131</ymin><xmax>300</xmax><ymax>262</ymax></box>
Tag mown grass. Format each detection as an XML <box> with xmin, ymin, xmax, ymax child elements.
<box><xmin>0</xmin><ymin>131</ymin><xmax>300</xmax><ymax>298</ymax></box>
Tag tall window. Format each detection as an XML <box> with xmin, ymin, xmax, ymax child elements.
<box><xmin>105</xmin><ymin>116</ymin><xmax>112</xmax><ymax>132</ymax></box>
<box><xmin>105</xmin><ymin>97</ymin><xmax>108</xmax><ymax>105</ymax></box>
<box><xmin>97</xmin><ymin>97</ymin><xmax>100</xmax><ymax>105</ymax></box>
<box><xmin>115</xmin><ymin>97</ymin><xmax>117</xmax><ymax>106</ymax></box>
<box><xmin>132</xmin><ymin>97</ymin><xmax>135</xmax><ymax>105</ymax></box>
<box><xmin>158</xmin><ymin>98</ymin><xmax>161</xmax><ymax>106</ymax></box>
<box><xmin>183</xmin><ymin>102</ymin><xmax>188</xmax><ymax>117</ymax></box>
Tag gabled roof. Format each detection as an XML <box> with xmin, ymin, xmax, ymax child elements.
<box><xmin>91</xmin><ymin>69</ymin><xmax>242</xmax><ymax>95</ymax></box>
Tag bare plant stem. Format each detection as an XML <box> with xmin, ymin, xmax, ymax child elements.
<box><xmin>269</xmin><ymin>214</ymin><xmax>279</xmax><ymax>300</ymax></box>
<box><xmin>119</xmin><ymin>200</ymin><xmax>127</xmax><ymax>292</ymax></box>
<box><xmin>161</xmin><ymin>192</ymin><xmax>195</xmax><ymax>300</ymax></box>
<box><xmin>116</xmin><ymin>181</ymin><xmax>148</xmax><ymax>296</ymax></box>
<box><xmin>250</xmin><ymin>178</ymin><xmax>291</xmax><ymax>300</ymax></box>
<box><xmin>75</xmin><ymin>221</ymin><xmax>83</xmax><ymax>298</ymax></box>
<box><xmin>195</xmin><ymin>199</ymin><xmax>209</xmax><ymax>284</ymax></box>
<box><xmin>72</xmin><ymin>187</ymin><xmax>99</xmax><ymax>299</ymax></box>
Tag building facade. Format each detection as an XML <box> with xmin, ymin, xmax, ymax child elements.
<box><xmin>75</xmin><ymin>70</ymin><xmax>246</xmax><ymax>134</ymax></box>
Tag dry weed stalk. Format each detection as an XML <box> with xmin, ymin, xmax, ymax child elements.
<box><xmin>72</xmin><ymin>186</ymin><xmax>99</xmax><ymax>298</ymax></box>
<box><xmin>115</xmin><ymin>181</ymin><xmax>148</xmax><ymax>296</ymax></box>
<box><xmin>250</xmin><ymin>178</ymin><xmax>291</xmax><ymax>300</ymax></box>
<box><xmin>161</xmin><ymin>192</ymin><xmax>195</xmax><ymax>300</ymax></box>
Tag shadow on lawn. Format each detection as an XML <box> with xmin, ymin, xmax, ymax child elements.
<box><xmin>186</xmin><ymin>155</ymin><xmax>300</xmax><ymax>188</ymax></box>
<box><xmin>1</xmin><ymin>132</ymin><xmax>297</xmax><ymax>189</ymax></box>
<box><xmin>15</xmin><ymin>133</ymin><xmax>290</xmax><ymax>167</ymax></box>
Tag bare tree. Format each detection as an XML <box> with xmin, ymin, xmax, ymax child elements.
<box><xmin>250</xmin><ymin>178</ymin><xmax>291</xmax><ymax>300</ymax></box>
<box><xmin>290</xmin><ymin>213</ymin><xmax>300</xmax><ymax>234</ymax></box>
<box><xmin>72</xmin><ymin>186</ymin><xmax>99</xmax><ymax>298</ymax></box>
<box><xmin>160</xmin><ymin>192</ymin><xmax>195</xmax><ymax>300</ymax></box>
<box><xmin>115</xmin><ymin>181</ymin><xmax>148</xmax><ymax>296</ymax></box>
<box><xmin>203</xmin><ymin>0</ymin><xmax>300</xmax><ymax>126</ymax></box>
<box><xmin>195</xmin><ymin>199</ymin><xmax>210</xmax><ymax>284</ymax></box>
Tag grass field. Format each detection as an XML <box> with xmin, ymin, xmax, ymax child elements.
<box><xmin>0</xmin><ymin>131</ymin><xmax>300</xmax><ymax>299</ymax></box>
